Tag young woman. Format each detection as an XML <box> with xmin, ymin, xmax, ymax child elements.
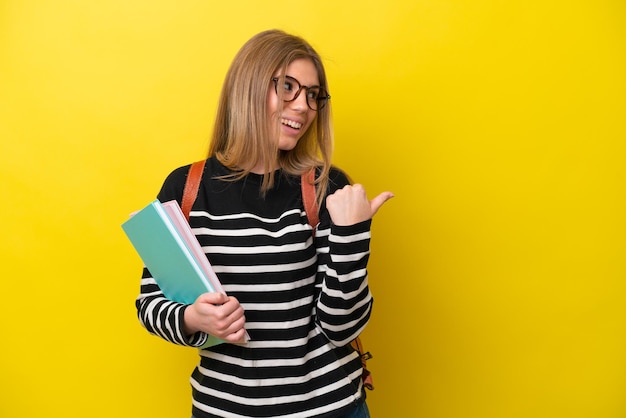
<box><xmin>135</xmin><ymin>29</ymin><xmax>393</xmax><ymax>418</ymax></box>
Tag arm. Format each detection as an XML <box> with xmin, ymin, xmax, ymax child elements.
<box><xmin>134</xmin><ymin>164</ymin><xmax>246</xmax><ymax>346</ymax></box>
<box><xmin>315</xmin><ymin>219</ymin><xmax>374</xmax><ymax>347</ymax></box>
<box><xmin>135</xmin><ymin>276</ymin><xmax>246</xmax><ymax>345</ymax></box>
<box><xmin>135</xmin><ymin>268</ymin><xmax>208</xmax><ymax>346</ymax></box>
<box><xmin>314</xmin><ymin>170</ymin><xmax>393</xmax><ymax>346</ymax></box>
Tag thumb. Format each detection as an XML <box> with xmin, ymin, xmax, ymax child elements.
<box><xmin>199</xmin><ymin>292</ymin><xmax>228</xmax><ymax>305</ymax></box>
<box><xmin>369</xmin><ymin>191</ymin><xmax>395</xmax><ymax>216</ymax></box>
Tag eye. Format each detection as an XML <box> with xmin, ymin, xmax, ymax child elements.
<box><xmin>283</xmin><ymin>81</ymin><xmax>295</xmax><ymax>92</ymax></box>
<box><xmin>307</xmin><ymin>88</ymin><xmax>320</xmax><ymax>100</ymax></box>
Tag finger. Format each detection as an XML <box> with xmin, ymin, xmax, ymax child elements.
<box><xmin>224</xmin><ymin>327</ymin><xmax>248</xmax><ymax>344</ymax></box>
<box><xmin>369</xmin><ymin>191</ymin><xmax>395</xmax><ymax>215</ymax></box>
<box><xmin>223</xmin><ymin>306</ymin><xmax>245</xmax><ymax>329</ymax></box>
<box><xmin>211</xmin><ymin>307</ymin><xmax>245</xmax><ymax>336</ymax></box>
<box><xmin>225</xmin><ymin>314</ymin><xmax>246</xmax><ymax>335</ymax></box>
<box><xmin>220</xmin><ymin>296</ymin><xmax>244</xmax><ymax>316</ymax></box>
<box><xmin>198</xmin><ymin>292</ymin><xmax>228</xmax><ymax>305</ymax></box>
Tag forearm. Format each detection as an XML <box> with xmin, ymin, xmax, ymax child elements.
<box><xmin>135</xmin><ymin>269</ymin><xmax>207</xmax><ymax>346</ymax></box>
<box><xmin>316</xmin><ymin>220</ymin><xmax>374</xmax><ymax>346</ymax></box>
<box><xmin>182</xmin><ymin>308</ymin><xmax>202</xmax><ymax>336</ymax></box>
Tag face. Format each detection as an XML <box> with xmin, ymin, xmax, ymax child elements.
<box><xmin>268</xmin><ymin>58</ymin><xmax>320</xmax><ymax>152</ymax></box>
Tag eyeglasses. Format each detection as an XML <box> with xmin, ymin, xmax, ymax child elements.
<box><xmin>271</xmin><ymin>76</ymin><xmax>330</xmax><ymax>111</ymax></box>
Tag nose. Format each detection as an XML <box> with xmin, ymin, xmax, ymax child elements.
<box><xmin>288</xmin><ymin>88</ymin><xmax>309</xmax><ymax>111</ymax></box>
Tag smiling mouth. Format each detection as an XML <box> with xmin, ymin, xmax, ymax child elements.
<box><xmin>281</xmin><ymin>118</ymin><xmax>303</xmax><ymax>130</ymax></box>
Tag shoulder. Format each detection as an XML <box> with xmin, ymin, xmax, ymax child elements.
<box><xmin>326</xmin><ymin>166</ymin><xmax>351</xmax><ymax>193</ymax></box>
<box><xmin>165</xmin><ymin>164</ymin><xmax>193</xmax><ymax>184</ymax></box>
<box><xmin>157</xmin><ymin>157</ymin><xmax>230</xmax><ymax>202</ymax></box>
<box><xmin>157</xmin><ymin>157</ymin><xmax>221</xmax><ymax>199</ymax></box>
<box><xmin>156</xmin><ymin>164</ymin><xmax>191</xmax><ymax>202</ymax></box>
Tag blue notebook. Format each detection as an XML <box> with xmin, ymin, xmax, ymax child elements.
<box><xmin>122</xmin><ymin>199</ymin><xmax>231</xmax><ymax>348</ymax></box>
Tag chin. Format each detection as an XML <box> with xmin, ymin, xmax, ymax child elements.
<box><xmin>277</xmin><ymin>138</ymin><xmax>300</xmax><ymax>151</ymax></box>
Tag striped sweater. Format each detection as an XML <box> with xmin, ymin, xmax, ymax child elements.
<box><xmin>135</xmin><ymin>157</ymin><xmax>373</xmax><ymax>418</ymax></box>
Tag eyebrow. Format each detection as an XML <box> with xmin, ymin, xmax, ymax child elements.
<box><xmin>284</xmin><ymin>75</ymin><xmax>321</xmax><ymax>88</ymax></box>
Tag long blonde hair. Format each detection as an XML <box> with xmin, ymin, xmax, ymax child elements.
<box><xmin>208</xmin><ymin>29</ymin><xmax>333</xmax><ymax>203</ymax></box>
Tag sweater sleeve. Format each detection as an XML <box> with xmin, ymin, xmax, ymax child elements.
<box><xmin>314</xmin><ymin>168</ymin><xmax>374</xmax><ymax>347</ymax></box>
<box><xmin>134</xmin><ymin>164</ymin><xmax>211</xmax><ymax>347</ymax></box>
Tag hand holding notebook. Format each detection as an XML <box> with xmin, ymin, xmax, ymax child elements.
<box><xmin>122</xmin><ymin>199</ymin><xmax>250</xmax><ymax>348</ymax></box>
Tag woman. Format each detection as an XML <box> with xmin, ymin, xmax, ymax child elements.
<box><xmin>136</xmin><ymin>29</ymin><xmax>393</xmax><ymax>418</ymax></box>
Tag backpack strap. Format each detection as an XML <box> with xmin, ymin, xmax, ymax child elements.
<box><xmin>351</xmin><ymin>335</ymin><xmax>374</xmax><ymax>390</ymax></box>
<box><xmin>182</xmin><ymin>160</ymin><xmax>206</xmax><ymax>220</ymax></box>
<box><xmin>300</xmin><ymin>168</ymin><xmax>319</xmax><ymax>236</ymax></box>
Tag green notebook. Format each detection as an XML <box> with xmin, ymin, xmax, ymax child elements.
<box><xmin>122</xmin><ymin>199</ymin><xmax>237</xmax><ymax>348</ymax></box>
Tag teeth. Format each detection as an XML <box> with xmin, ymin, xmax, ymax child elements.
<box><xmin>282</xmin><ymin>118</ymin><xmax>302</xmax><ymax>129</ymax></box>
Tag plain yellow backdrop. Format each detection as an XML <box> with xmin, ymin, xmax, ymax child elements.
<box><xmin>1</xmin><ymin>1</ymin><xmax>625</xmax><ymax>417</ymax></box>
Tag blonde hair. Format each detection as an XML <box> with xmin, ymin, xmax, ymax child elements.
<box><xmin>208</xmin><ymin>29</ymin><xmax>333</xmax><ymax>203</ymax></box>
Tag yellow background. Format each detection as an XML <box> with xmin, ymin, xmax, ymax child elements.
<box><xmin>1</xmin><ymin>1</ymin><xmax>625</xmax><ymax>417</ymax></box>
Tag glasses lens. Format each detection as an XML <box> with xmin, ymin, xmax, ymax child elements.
<box><xmin>306</xmin><ymin>87</ymin><xmax>322</xmax><ymax>110</ymax></box>
<box><xmin>279</xmin><ymin>77</ymin><xmax>299</xmax><ymax>101</ymax></box>
<box><xmin>309</xmin><ymin>87</ymin><xmax>328</xmax><ymax>110</ymax></box>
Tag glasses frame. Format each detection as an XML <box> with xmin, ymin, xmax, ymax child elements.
<box><xmin>271</xmin><ymin>75</ymin><xmax>330</xmax><ymax>111</ymax></box>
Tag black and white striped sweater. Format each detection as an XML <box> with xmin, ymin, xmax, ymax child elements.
<box><xmin>136</xmin><ymin>157</ymin><xmax>373</xmax><ymax>418</ymax></box>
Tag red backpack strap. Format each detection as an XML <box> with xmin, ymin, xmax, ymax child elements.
<box><xmin>350</xmin><ymin>337</ymin><xmax>374</xmax><ymax>390</ymax></box>
<box><xmin>182</xmin><ymin>160</ymin><xmax>206</xmax><ymax>220</ymax></box>
<box><xmin>300</xmin><ymin>168</ymin><xmax>319</xmax><ymax>236</ymax></box>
